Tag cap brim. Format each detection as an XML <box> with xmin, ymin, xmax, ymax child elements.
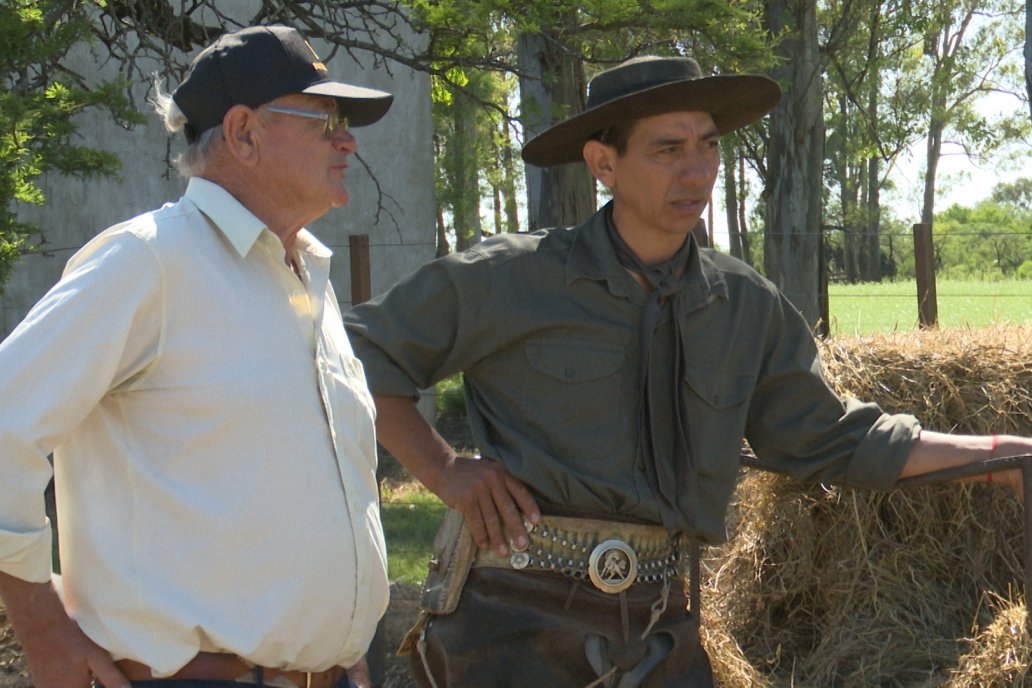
<box><xmin>303</xmin><ymin>81</ymin><xmax>394</xmax><ymax>127</ymax></box>
<box><xmin>521</xmin><ymin>74</ymin><xmax>781</xmax><ymax>167</ymax></box>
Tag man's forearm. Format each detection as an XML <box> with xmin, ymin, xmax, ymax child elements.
<box><xmin>0</xmin><ymin>569</ymin><xmax>63</xmax><ymax>636</ymax></box>
<box><xmin>0</xmin><ymin>569</ymin><xmax>128</xmax><ymax>688</ymax></box>
<box><xmin>901</xmin><ymin>431</ymin><xmax>1031</xmax><ymax>494</ymax></box>
<box><xmin>372</xmin><ymin>394</ymin><xmax>459</xmax><ymax>496</ymax></box>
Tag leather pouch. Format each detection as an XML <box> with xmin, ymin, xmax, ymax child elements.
<box><xmin>398</xmin><ymin>508</ymin><xmax>476</xmax><ymax>656</ymax></box>
<box><xmin>420</xmin><ymin>508</ymin><xmax>476</xmax><ymax>613</ymax></box>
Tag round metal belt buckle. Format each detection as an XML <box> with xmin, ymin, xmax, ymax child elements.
<box><xmin>588</xmin><ymin>539</ymin><xmax>638</xmax><ymax>594</ymax></box>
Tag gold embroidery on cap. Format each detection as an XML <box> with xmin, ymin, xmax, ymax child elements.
<box><xmin>303</xmin><ymin>40</ymin><xmax>328</xmax><ymax>71</ymax></box>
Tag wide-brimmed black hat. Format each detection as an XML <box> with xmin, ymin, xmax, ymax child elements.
<box><xmin>521</xmin><ymin>55</ymin><xmax>781</xmax><ymax>167</ymax></box>
<box><xmin>173</xmin><ymin>25</ymin><xmax>394</xmax><ymax>143</ymax></box>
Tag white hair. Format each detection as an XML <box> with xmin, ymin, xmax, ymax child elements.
<box><xmin>150</xmin><ymin>75</ymin><xmax>224</xmax><ymax>178</ymax></box>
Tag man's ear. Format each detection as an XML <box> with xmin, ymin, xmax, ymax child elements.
<box><xmin>221</xmin><ymin>105</ymin><xmax>261</xmax><ymax>166</ymax></box>
<box><xmin>583</xmin><ymin>139</ymin><xmax>616</xmax><ymax>189</ymax></box>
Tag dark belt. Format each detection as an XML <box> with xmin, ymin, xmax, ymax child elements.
<box><xmin>472</xmin><ymin>514</ymin><xmax>683</xmax><ymax>594</ymax></box>
<box><xmin>115</xmin><ymin>654</ymin><xmax>345</xmax><ymax>688</ymax></box>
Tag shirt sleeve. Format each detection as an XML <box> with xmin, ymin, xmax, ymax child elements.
<box><xmin>744</xmin><ymin>291</ymin><xmax>921</xmax><ymax>490</ymax></box>
<box><xmin>0</xmin><ymin>227</ymin><xmax>163</xmax><ymax>582</ymax></box>
<box><xmin>344</xmin><ymin>250</ymin><xmax>489</xmax><ymax>397</ymax></box>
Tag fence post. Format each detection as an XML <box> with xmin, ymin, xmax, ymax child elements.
<box><xmin>349</xmin><ymin>234</ymin><xmax>371</xmax><ymax>306</ymax></box>
<box><xmin>346</xmin><ymin>232</ymin><xmax>383</xmax><ymax>686</ymax></box>
<box><xmin>817</xmin><ymin>228</ymin><xmax>830</xmax><ymax>339</ymax></box>
<box><xmin>912</xmin><ymin>223</ymin><xmax>938</xmax><ymax>329</ymax></box>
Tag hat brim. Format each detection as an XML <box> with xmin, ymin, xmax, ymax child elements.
<box><xmin>521</xmin><ymin>74</ymin><xmax>781</xmax><ymax>167</ymax></box>
<box><xmin>303</xmin><ymin>81</ymin><xmax>394</xmax><ymax>127</ymax></box>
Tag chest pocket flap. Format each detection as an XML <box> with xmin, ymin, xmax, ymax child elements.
<box><xmin>525</xmin><ymin>339</ymin><xmax>625</xmax><ymax>382</ymax></box>
<box><xmin>682</xmin><ymin>364</ymin><xmax>754</xmax><ymax>409</ymax></box>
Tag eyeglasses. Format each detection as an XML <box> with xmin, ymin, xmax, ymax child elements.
<box><xmin>264</xmin><ymin>105</ymin><xmax>350</xmax><ymax>137</ymax></box>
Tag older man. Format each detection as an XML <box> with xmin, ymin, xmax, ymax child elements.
<box><xmin>345</xmin><ymin>55</ymin><xmax>1028</xmax><ymax>687</ymax></box>
<box><xmin>0</xmin><ymin>25</ymin><xmax>392</xmax><ymax>688</ymax></box>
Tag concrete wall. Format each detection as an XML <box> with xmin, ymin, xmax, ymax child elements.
<box><xmin>1</xmin><ymin>19</ymin><xmax>436</xmax><ymax>338</ymax></box>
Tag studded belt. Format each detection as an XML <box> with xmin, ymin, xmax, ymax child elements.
<box><xmin>472</xmin><ymin>514</ymin><xmax>681</xmax><ymax>594</ymax></box>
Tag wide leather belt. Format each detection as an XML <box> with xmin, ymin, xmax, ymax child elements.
<box><xmin>115</xmin><ymin>654</ymin><xmax>345</xmax><ymax>688</ymax></box>
<box><xmin>473</xmin><ymin>514</ymin><xmax>680</xmax><ymax>594</ymax></box>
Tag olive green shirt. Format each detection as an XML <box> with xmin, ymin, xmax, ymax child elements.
<box><xmin>344</xmin><ymin>204</ymin><xmax>921</xmax><ymax>544</ymax></box>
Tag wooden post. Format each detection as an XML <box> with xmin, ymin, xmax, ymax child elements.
<box><xmin>349</xmin><ymin>234</ymin><xmax>371</xmax><ymax>306</ymax></box>
<box><xmin>912</xmin><ymin>223</ymin><xmax>938</xmax><ymax>329</ymax></box>
<box><xmin>347</xmin><ymin>233</ymin><xmax>381</xmax><ymax>685</ymax></box>
<box><xmin>817</xmin><ymin>228</ymin><xmax>830</xmax><ymax>339</ymax></box>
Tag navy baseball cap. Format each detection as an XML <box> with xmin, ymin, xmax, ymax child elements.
<box><xmin>172</xmin><ymin>25</ymin><xmax>394</xmax><ymax>142</ymax></box>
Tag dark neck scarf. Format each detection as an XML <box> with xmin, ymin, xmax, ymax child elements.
<box><xmin>606</xmin><ymin>213</ymin><xmax>696</xmax><ymax>533</ymax></box>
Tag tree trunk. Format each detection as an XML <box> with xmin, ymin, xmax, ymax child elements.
<box><xmin>1026</xmin><ymin>0</ymin><xmax>1032</xmax><ymax>121</ymax></box>
<box><xmin>452</xmin><ymin>95</ymin><xmax>482</xmax><ymax>250</ymax></box>
<box><xmin>501</xmin><ymin>137</ymin><xmax>520</xmax><ymax>232</ymax></box>
<box><xmin>436</xmin><ymin>203</ymin><xmax>450</xmax><ymax>258</ymax></box>
<box><xmin>863</xmin><ymin>66</ymin><xmax>882</xmax><ymax>281</ymax></box>
<box><xmin>763</xmin><ymin>0</ymin><xmax>824</xmax><ymax>327</ymax></box>
<box><xmin>492</xmin><ymin>184</ymin><xmax>503</xmax><ymax>235</ymax></box>
<box><xmin>517</xmin><ymin>31</ymin><xmax>595</xmax><ymax>230</ymax></box>
<box><xmin>837</xmin><ymin>93</ymin><xmax>859</xmax><ymax>284</ymax></box>
<box><xmin>920</xmin><ymin>116</ymin><xmax>945</xmax><ymax>227</ymax></box>
<box><xmin>738</xmin><ymin>156</ymin><xmax>752</xmax><ymax>266</ymax></box>
<box><xmin>723</xmin><ymin>147</ymin><xmax>744</xmax><ymax>259</ymax></box>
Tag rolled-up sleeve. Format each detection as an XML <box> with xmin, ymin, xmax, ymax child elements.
<box><xmin>743</xmin><ymin>291</ymin><xmax>921</xmax><ymax>489</ymax></box>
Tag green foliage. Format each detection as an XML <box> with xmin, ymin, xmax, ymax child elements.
<box><xmin>934</xmin><ymin>196</ymin><xmax>1032</xmax><ymax>279</ymax></box>
<box><xmin>991</xmin><ymin>177</ymin><xmax>1032</xmax><ymax>211</ymax></box>
<box><xmin>0</xmin><ymin>0</ymin><xmax>140</xmax><ymax>293</ymax></box>
<box><xmin>435</xmin><ymin>373</ymin><xmax>467</xmax><ymax>418</ymax></box>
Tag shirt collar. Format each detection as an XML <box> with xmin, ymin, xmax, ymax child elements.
<box><xmin>183</xmin><ymin>177</ymin><xmax>332</xmax><ymax>261</ymax></box>
<box><xmin>566</xmin><ymin>201</ymin><xmax>727</xmax><ymax>309</ymax></box>
<box><xmin>185</xmin><ymin>177</ymin><xmax>267</xmax><ymax>257</ymax></box>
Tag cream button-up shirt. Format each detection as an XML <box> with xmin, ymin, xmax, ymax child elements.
<box><xmin>0</xmin><ymin>177</ymin><xmax>388</xmax><ymax>674</ymax></box>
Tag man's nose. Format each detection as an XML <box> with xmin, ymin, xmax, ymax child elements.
<box><xmin>331</xmin><ymin>128</ymin><xmax>357</xmax><ymax>153</ymax></box>
<box><xmin>678</xmin><ymin>152</ymin><xmax>716</xmax><ymax>184</ymax></box>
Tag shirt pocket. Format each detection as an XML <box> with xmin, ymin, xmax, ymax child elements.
<box><xmin>681</xmin><ymin>364</ymin><xmax>754</xmax><ymax>410</ymax></box>
<box><xmin>681</xmin><ymin>364</ymin><xmax>754</xmax><ymax>485</ymax></box>
<box><xmin>521</xmin><ymin>339</ymin><xmax>626</xmax><ymax>435</ymax></box>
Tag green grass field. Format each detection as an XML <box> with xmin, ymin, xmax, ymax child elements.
<box><xmin>381</xmin><ymin>482</ymin><xmax>446</xmax><ymax>584</ymax></box>
<box><xmin>828</xmin><ymin>279</ymin><xmax>1032</xmax><ymax>335</ymax></box>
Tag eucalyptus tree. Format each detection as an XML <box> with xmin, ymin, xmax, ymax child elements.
<box><xmin>763</xmin><ymin>0</ymin><xmax>825</xmax><ymax>327</ymax></box>
<box><xmin>433</xmin><ymin>68</ymin><xmax>520</xmax><ymax>252</ymax></box>
<box><xmin>1026</xmin><ymin>0</ymin><xmax>1032</xmax><ymax>119</ymax></box>
<box><xmin>911</xmin><ymin>0</ymin><xmax>1028</xmax><ymax>229</ymax></box>
<box><xmin>819</xmin><ymin>0</ymin><xmax>928</xmax><ymax>284</ymax></box>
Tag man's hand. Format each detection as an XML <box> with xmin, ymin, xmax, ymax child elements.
<box><xmin>435</xmin><ymin>454</ymin><xmax>540</xmax><ymax>556</ymax></box>
<box><xmin>373</xmin><ymin>394</ymin><xmax>541</xmax><ymax>556</ymax></box>
<box><xmin>0</xmin><ymin>572</ymin><xmax>129</xmax><ymax>688</ymax></box>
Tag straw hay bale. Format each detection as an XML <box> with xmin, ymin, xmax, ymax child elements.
<box><xmin>703</xmin><ymin>324</ymin><xmax>1032</xmax><ymax>687</ymax></box>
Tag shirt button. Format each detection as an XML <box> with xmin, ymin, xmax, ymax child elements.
<box><xmin>564</xmin><ymin>367</ymin><xmax>576</xmax><ymax>379</ymax></box>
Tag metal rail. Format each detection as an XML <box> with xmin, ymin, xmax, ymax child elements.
<box><xmin>740</xmin><ymin>453</ymin><xmax>1032</xmax><ymax>633</ymax></box>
